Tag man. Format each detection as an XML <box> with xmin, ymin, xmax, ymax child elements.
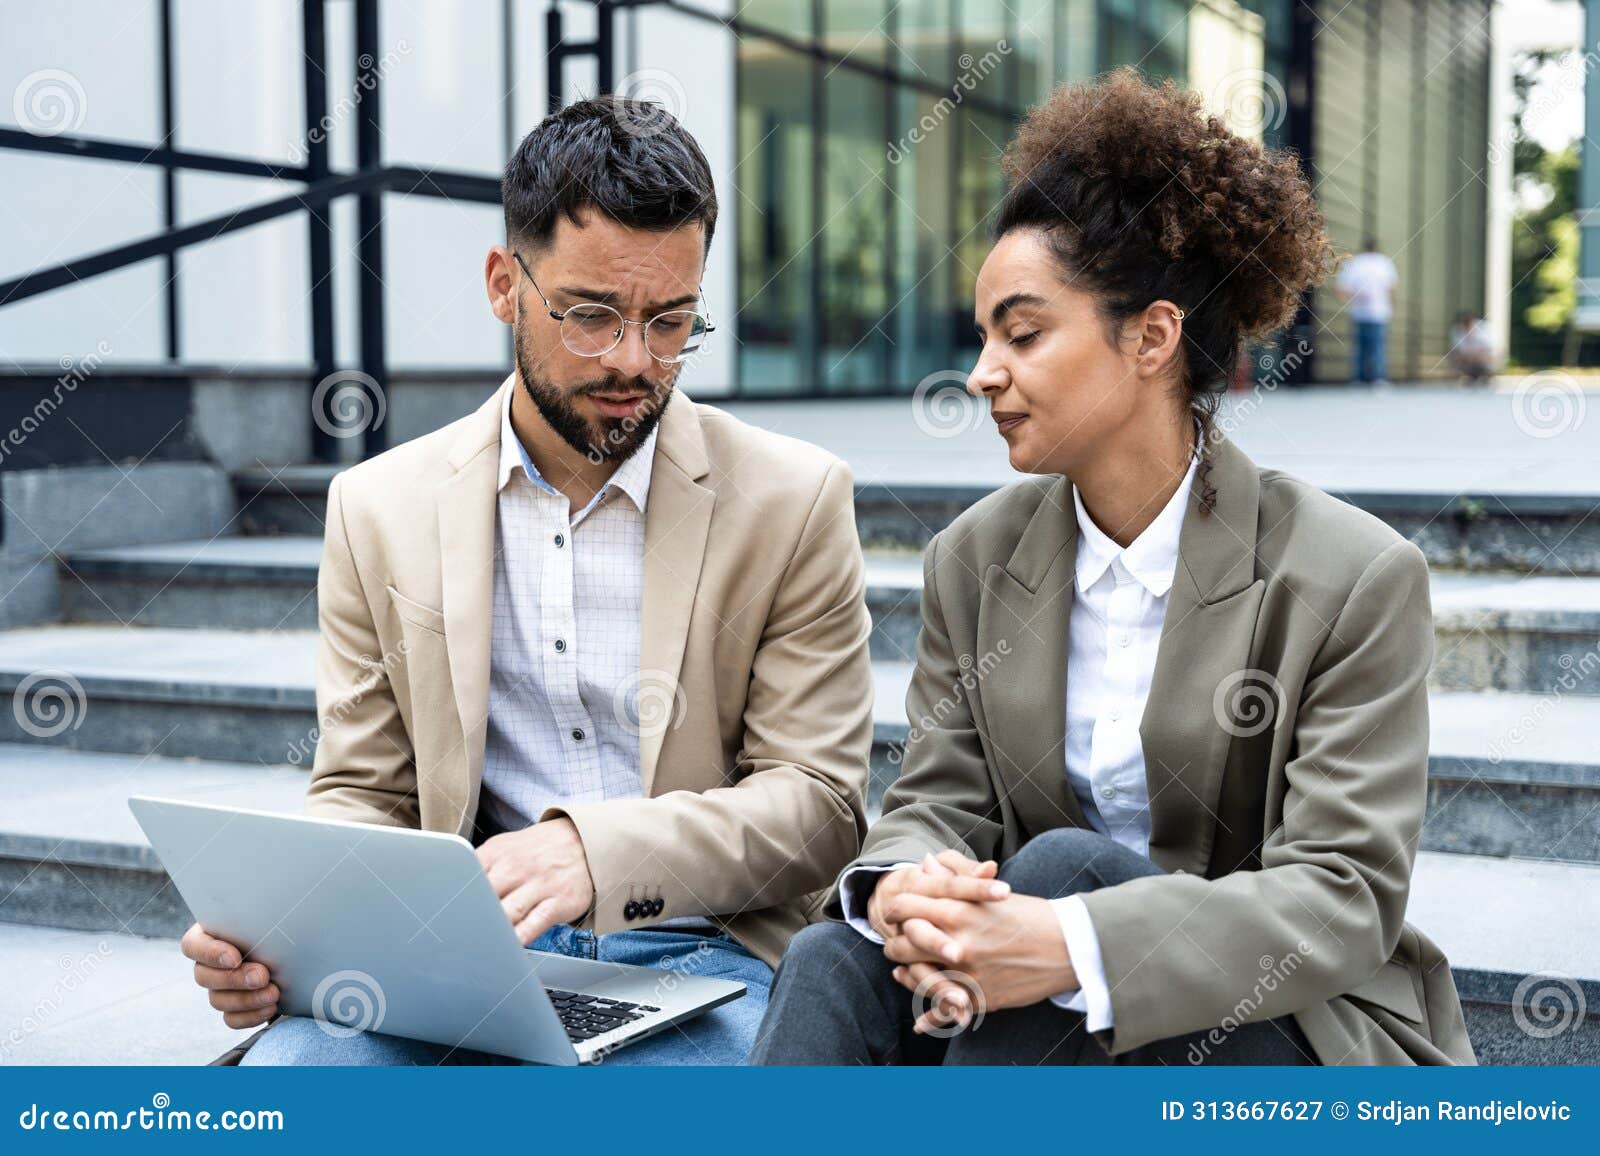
<box><xmin>181</xmin><ymin>98</ymin><xmax>874</xmax><ymax>1064</ymax></box>
<box><xmin>1334</xmin><ymin>237</ymin><xmax>1398</xmax><ymax>386</ymax></box>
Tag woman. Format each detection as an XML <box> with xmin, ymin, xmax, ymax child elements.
<box><xmin>751</xmin><ymin>70</ymin><xmax>1474</xmax><ymax>1066</ymax></box>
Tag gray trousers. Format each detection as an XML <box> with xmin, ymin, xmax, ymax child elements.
<box><xmin>749</xmin><ymin>828</ymin><xmax>1317</xmax><ymax>1065</ymax></box>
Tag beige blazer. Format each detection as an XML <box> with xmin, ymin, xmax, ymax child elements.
<box><xmin>303</xmin><ymin>378</ymin><xmax>874</xmax><ymax>968</ymax></box>
<box><xmin>829</xmin><ymin>436</ymin><xmax>1475</xmax><ymax>1065</ymax></box>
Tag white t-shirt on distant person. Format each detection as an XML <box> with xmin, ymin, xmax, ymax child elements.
<box><xmin>1336</xmin><ymin>251</ymin><xmax>1398</xmax><ymax>323</ymax></box>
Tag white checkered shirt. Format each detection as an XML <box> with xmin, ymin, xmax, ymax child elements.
<box><xmin>477</xmin><ymin>386</ymin><xmax>660</xmax><ymax>836</ymax></box>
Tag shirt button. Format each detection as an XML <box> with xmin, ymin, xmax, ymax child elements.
<box><xmin>554</xmin><ymin>533</ymin><xmax>565</xmax><ymax>548</ymax></box>
<box><xmin>571</xmin><ymin>728</ymin><xmax>585</xmax><ymax>742</ymax></box>
<box><xmin>554</xmin><ymin>638</ymin><xmax>567</xmax><ymax>653</ymax></box>
<box><xmin>1100</xmin><ymin>785</ymin><xmax>1117</xmax><ymax>800</ymax></box>
<box><xmin>1108</xmin><ymin>709</ymin><xmax>1121</xmax><ymax>723</ymax></box>
<box><xmin>1117</xmin><ymin>633</ymin><xmax>1131</xmax><ymax>647</ymax></box>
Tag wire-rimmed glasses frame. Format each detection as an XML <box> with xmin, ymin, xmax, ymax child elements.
<box><xmin>512</xmin><ymin>250</ymin><xmax>713</xmax><ymax>365</ymax></box>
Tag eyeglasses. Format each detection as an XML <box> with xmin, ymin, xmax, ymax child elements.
<box><xmin>513</xmin><ymin>251</ymin><xmax>714</xmax><ymax>365</ymax></box>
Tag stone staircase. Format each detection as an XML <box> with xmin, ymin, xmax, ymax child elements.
<box><xmin>2</xmin><ymin>462</ymin><xmax>1597</xmax><ymax>1064</ymax></box>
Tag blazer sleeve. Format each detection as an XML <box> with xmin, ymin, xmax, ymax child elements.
<box><xmin>1079</xmin><ymin>538</ymin><xmax>1433</xmax><ymax>1054</ymax></box>
<box><xmin>543</xmin><ymin>459</ymin><xmax>874</xmax><ymax>933</ymax></box>
<box><xmin>302</xmin><ymin>473</ymin><xmax>421</xmax><ymax>830</ymax></box>
<box><xmin>822</xmin><ymin>530</ymin><xmax>1008</xmax><ymax>918</ymax></box>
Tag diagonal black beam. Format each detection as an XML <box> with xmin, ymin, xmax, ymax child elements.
<box><xmin>0</xmin><ymin>127</ymin><xmax>311</xmax><ymax>182</ymax></box>
<box><xmin>0</xmin><ymin>171</ymin><xmax>383</xmax><ymax>305</ymax></box>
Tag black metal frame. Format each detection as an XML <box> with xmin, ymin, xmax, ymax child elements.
<box><xmin>0</xmin><ymin>0</ymin><xmax>1041</xmax><ymax>459</ymax></box>
<box><xmin>0</xmin><ymin>0</ymin><xmax>1326</xmax><ymax>452</ymax></box>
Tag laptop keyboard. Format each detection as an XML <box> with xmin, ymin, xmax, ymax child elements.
<box><xmin>547</xmin><ymin>989</ymin><xmax>660</xmax><ymax>1042</ymax></box>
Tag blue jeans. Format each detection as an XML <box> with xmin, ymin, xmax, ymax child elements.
<box><xmin>1353</xmin><ymin>320</ymin><xmax>1388</xmax><ymax>383</ymax></box>
<box><xmin>239</xmin><ymin>926</ymin><xmax>772</xmax><ymax>1066</ymax></box>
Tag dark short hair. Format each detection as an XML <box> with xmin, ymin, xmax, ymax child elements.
<box><xmin>502</xmin><ymin>97</ymin><xmax>717</xmax><ymax>255</ymax></box>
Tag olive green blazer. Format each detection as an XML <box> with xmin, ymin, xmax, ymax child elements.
<box><xmin>832</xmin><ymin>435</ymin><xmax>1475</xmax><ymax>1066</ymax></box>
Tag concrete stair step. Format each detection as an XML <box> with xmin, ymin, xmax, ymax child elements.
<box><xmin>0</xmin><ymin>625</ymin><xmax>316</xmax><ymax>764</ymax></box>
<box><xmin>56</xmin><ymin>538</ymin><xmax>1600</xmax><ymax>699</ymax></box>
<box><xmin>0</xmin><ymin>921</ymin><xmax>261</xmax><ymax>1064</ymax></box>
<box><xmin>2</xmin><ymin>625</ymin><xmax>1596</xmax><ymax>863</ymax></box>
<box><xmin>1406</xmin><ymin>852</ymin><xmax>1600</xmax><ymax>1065</ymax></box>
<box><xmin>873</xmin><ymin>665</ymin><xmax>1600</xmax><ymax>863</ymax></box>
<box><xmin>234</xmin><ymin>464</ymin><xmax>1600</xmax><ymax>576</ymax></box>
<box><xmin>63</xmin><ymin>536</ymin><xmax>323</xmax><ymax>630</ymax></box>
<box><xmin>866</xmin><ymin>554</ymin><xmax>1600</xmax><ymax>696</ymax></box>
<box><xmin>0</xmin><ymin>848</ymin><xmax>1588</xmax><ymax>1064</ymax></box>
<box><xmin>0</xmin><ymin>744</ymin><xmax>306</xmax><ymax>937</ymax></box>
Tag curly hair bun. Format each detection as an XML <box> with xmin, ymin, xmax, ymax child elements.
<box><xmin>998</xmin><ymin>67</ymin><xmax>1331</xmax><ymax>343</ymax></box>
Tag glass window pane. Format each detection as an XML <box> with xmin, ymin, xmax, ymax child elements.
<box><xmin>895</xmin><ymin>0</ymin><xmax>952</xmax><ymax>85</ymax></box>
<box><xmin>740</xmin><ymin>0</ymin><xmax>813</xmax><ymax>38</ymax></box>
<box><xmin>821</xmin><ymin>71</ymin><xmax>891</xmax><ymax>393</ymax></box>
<box><xmin>737</xmin><ymin>43</ymin><xmax>816</xmax><ymax>393</ymax></box>
<box><xmin>824</xmin><ymin>0</ymin><xmax>886</xmax><ymax>67</ymax></box>
<box><xmin>951</xmin><ymin>109</ymin><xmax>1012</xmax><ymax>373</ymax></box>
<box><xmin>890</xmin><ymin>90</ymin><xmax>957</xmax><ymax>389</ymax></box>
<box><xmin>957</xmin><ymin>0</ymin><xmax>1012</xmax><ymax>101</ymax></box>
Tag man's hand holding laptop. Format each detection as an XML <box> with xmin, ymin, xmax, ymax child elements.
<box><xmin>180</xmin><ymin>816</ymin><xmax>595</xmax><ymax>1030</ymax></box>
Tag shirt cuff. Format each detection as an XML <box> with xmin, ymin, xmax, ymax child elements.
<box><xmin>1048</xmin><ymin>895</ymin><xmax>1113</xmax><ymax>1030</ymax></box>
<box><xmin>837</xmin><ymin>862</ymin><xmax>917</xmax><ymax>944</ymax></box>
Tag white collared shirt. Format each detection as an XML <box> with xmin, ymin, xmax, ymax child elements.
<box><xmin>477</xmin><ymin>385</ymin><xmax>660</xmax><ymax>836</ymax></box>
<box><xmin>839</xmin><ymin>455</ymin><xmax>1198</xmax><ymax>1033</ymax></box>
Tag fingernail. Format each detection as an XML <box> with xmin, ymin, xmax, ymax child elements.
<box><xmin>220</xmin><ymin>951</ymin><xmax>239</xmax><ymax>969</ymax></box>
<box><xmin>943</xmin><ymin>944</ymin><xmax>961</xmax><ymax>963</ymax></box>
<box><xmin>249</xmin><ymin>967</ymin><xmax>267</xmax><ymax>987</ymax></box>
<box><xmin>991</xmin><ymin>882</ymin><xmax>1011</xmax><ymax>898</ymax></box>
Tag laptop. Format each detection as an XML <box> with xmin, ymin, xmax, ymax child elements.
<box><xmin>129</xmin><ymin>796</ymin><xmax>745</xmax><ymax>1065</ymax></box>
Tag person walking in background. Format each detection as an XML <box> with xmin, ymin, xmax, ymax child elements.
<box><xmin>1335</xmin><ymin>237</ymin><xmax>1398</xmax><ymax>386</ymax></box>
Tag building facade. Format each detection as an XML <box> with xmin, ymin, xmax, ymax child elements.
<box><xmin>0</xmin><ymin>0</ymin><xmax>1493</xmax><ymax>444</ymax></box>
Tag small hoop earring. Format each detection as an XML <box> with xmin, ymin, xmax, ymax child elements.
<box><xmin>1172</xmin><ymin>308</ymin><xmax>1187</xmax><ymax>321</ymax></box>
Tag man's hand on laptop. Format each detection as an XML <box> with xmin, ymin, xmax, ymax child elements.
<box><xmin>477</xmin><ymin>816</ymin><xmax>596</xmax><ymax>945</ymax></box>
<box><xmin>181</xmin><ymin>923</ymin><xmax>280</xmax><ymax>1029</ymax></box>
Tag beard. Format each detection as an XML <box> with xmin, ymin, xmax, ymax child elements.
<box><xmin>513</xmin><ymin>323</ymin><xmax>673</xmax><ymax>464</ymax></box>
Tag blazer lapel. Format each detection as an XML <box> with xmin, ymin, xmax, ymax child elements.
<box><xmin>436</xmin><ymin>380</ymin><xmax>505</xmax><ymax>838</ymax></box>
<box><xmin>976</xmin><ymin>479</ymin><xmax>1091</xmax><ymax>837</ymax></box>
<box><xmin>639</xmin><ymin>393</ymin><xmax>714</xmax><ymax>794</ymax></box>
<box><xmin>1140</xmin><ymin>436</ymin><xmax>1266</xmax><ymax>875</ymax></box>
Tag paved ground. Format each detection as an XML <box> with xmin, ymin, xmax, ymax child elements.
<box><xmin>0</xmin><ymin>922</ymin><xmax>255</xmax><ymax>1065</ymax></box>
<box><xmin>720</xmin><ymin>383</ymin><xmax>1600</xmax><ymax>496</ymax></box>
